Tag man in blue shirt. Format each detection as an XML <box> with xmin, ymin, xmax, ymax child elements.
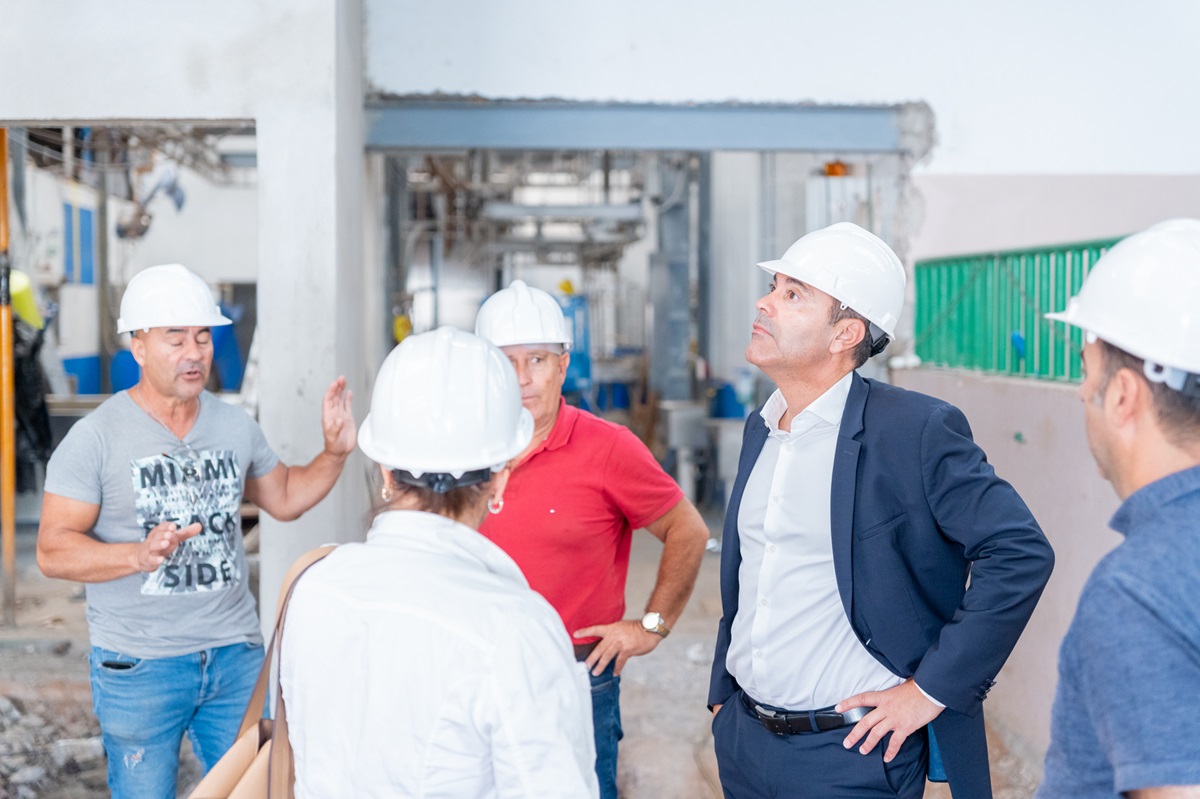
<box><xmin>1040</xmin><ymin>219</ymin><xmax>1200</xmax><ymax>798</ymax></box>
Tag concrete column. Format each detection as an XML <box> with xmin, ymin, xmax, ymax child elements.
<box><xmin>708</xmin><ymin>153</ymin><xmax>764</xmax><ymax>384</ymax></box>
<box><xmin>362</xmin><ymin>153</ymin><xmax>389</xmax><ymax>371</ymax></box>
<box><xmin>255</xmin><ymin>0</ymin><xmax>369</xmax><ymax>633</ymax></box>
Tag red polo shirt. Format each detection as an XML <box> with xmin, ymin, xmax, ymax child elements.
<box><xmin>480</xmin><ymin>401</ymin><xmax>683</xmax><ymax>644</ymax></box>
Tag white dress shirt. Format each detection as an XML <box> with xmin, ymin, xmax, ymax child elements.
<box><xmin>281</xmin><ymin>510</ymin><xmax>598</xmax><ymax>799</ymax></box>
<box><xmin>728</xmin><ymin>373</ymin><xmax>903</xmax><ymax>710</ymax></box>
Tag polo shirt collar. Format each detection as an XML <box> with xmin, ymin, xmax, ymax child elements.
<box><xmin>533</xmin><ymin>398</ymin><xmax>579</xmax><ymax>455</ymax></box>
<box><xmin>1110</xmin><ymin>463</ymin><xmax>1200</xmax><ymax>539</ymax></box>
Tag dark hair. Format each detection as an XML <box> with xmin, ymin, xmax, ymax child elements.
<box><xmin>386</xmin><ymin>471</ymin><xmax>493</xmax><ymax>518</ymax></box>
<box><xmin>828</xmin><ymin>300</ymin><xmax>874</xmax><ymax>369</ymax></box>
<box><xmin>1098</xmin><ymin>340</ymin><xmax>1200</xmax><ymax>444</ymax></box>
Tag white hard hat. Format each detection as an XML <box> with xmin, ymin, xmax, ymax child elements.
<box><xmin>758</xmin><ymin>222</ymin><xmax>906</xmax><ymax>350</ymax></box>
<box><xmin>1046</xmin><ymin>218</ymin><xmax>1200</xmax><ymax>394</ymax></box>
<box><xmin>474</xmin><ymin>279</ymin><xmax>572</xmax><ymax>349</ymax></box>
<box><xmin>358</xmin><ymin>326</ymin><xmax>534</xmax><ymax>479</ymax></box>
<box><xmin>117</xmin><ymin>264</ymin><xmax>232</xmax><ymax>333</ymax></box>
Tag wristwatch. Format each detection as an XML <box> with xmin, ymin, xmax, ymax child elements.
<box><xmin>641</xmin><ymin>611</ymin><xmax>670</xmax><ymax>638</ymax></box>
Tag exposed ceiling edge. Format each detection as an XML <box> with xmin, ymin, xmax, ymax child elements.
<box><xmin>365</xmin><ymin>96</ymin><xmax>929</xmax><ymax>155</ymax></box>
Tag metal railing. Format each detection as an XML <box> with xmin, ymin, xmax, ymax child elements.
<box><xmin>913</xmin><ymin>236</ymin><xmax>1122</xmax><ymax>382</ymax></box>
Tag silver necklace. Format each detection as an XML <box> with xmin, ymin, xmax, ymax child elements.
<box><xmin>133</xmin><ymin>385</ymin><xmax>196</xmax><ymax>442</ymax></box>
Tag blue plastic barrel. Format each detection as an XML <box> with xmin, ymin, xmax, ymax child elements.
<box><xmin>712</xmin><ymin>383</ymin><xmax>743</xmax><ymax>418</ymax></box>
<box><xmin>110</xmin><ymin>349</ymin><xmax>141</xmax><ymax>392</ymax></box>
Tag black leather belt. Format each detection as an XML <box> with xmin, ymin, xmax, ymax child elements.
<box><xmin>573</xmin><ymin>641</ymin><xmax>598</xmax><ymax>662</ymax></box>
<box><xmin>740</xmin><ymin>692</ymin><xmax>872</xmax><ymax>735</ymax></box>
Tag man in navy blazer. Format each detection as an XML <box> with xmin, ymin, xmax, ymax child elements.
<box><xmin>708</xmin><ymin>223</ymin><xmax>1053</xmax><ymax>799</ymax></box>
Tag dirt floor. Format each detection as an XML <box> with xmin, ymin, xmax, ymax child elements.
<box><xmin>0</xmin><ymin>516</ymin><xmax>1041</xmax><ymax>798</ymax></box>
<box><xmin>0</xmin><ymin>524</ymin><xmax>204</xmax><ymax>799</ymax></box>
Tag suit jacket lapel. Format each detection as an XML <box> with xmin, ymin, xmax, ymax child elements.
<box><xmin>831</xmin><ymin>372</ymin><xmax>867</xmax><ymax>623</ymax></box>
<box><xmin>721</xmin><ymin>411</ymin><xmax>770</xmax><ymax>613</ymax></box>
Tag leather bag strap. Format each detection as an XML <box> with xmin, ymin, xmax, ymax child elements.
<box><xmin>265</xmin><ymin>545</ymin><xmax>337</xmax><ymax>796</ymax></box>
<box><xmin>232</xmin><ymin>545</ymin><xmax>337</xmax><ymax>744</ymax></box>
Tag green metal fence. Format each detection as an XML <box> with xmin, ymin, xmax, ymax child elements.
<box><xmin>914</xmin><ymin>237</ymin><xmax>1122</xmax><ymax>382</ymax></box>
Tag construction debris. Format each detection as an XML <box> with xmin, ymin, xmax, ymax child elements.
<box><xmin>0</xmin><ymin>685</ymin><xmax>104</xmax><ymax>799</ymax></box>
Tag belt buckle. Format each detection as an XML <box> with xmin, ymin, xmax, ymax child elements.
<box><xmin>752</xmin><ymin>704</ymin><xmax>792</xmax><ymax>736</ymax></box>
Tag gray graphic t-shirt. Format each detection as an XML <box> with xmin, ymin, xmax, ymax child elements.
<box><xmin>44</xmin><ymin>391</ymin><xmax>279</xmax><ymax>657</ymax></box>
<box><xmin>132</xmin><ymin>446</ymin><xmax>244</xmax><ymax>595</ymax></box>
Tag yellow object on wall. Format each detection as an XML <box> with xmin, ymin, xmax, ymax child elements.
<box><xmin>393</xmin><ymin>314</ymin><xmax>413</xmax><ymax>344</ymax></box>
<box><xmin>10</xmin><ymin>271</ymin><xmax>44</xmax><ymax>329</ymax></box>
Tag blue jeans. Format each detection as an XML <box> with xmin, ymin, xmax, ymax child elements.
<box><xmin>89</xmin><ymin>642</ymin><xmax>264</xmax><ymax>799</ymax></box>
<box><xmin>590</xmin><ymin>660</ymin><xmax>623</xmax><ymax>799</ymax></box>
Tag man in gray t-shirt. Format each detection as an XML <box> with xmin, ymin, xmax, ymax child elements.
<box><xmin>38</xmin><ymin>264</ymin><xmax>355</xmax><ymax>799</ymax></box>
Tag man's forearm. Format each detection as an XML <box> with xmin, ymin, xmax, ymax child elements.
<box><xmin>267</xmin><ymin>450</ymin><xmax>349</xmax><ymax>521</ymax></box>
<box><xmin>38</xmin><ymin>532</ymin><xmax>142</xmax><ymax>583</ymax></box>
<box><xmin>645</xmin><ymin>546</ymin><xmax>704</xmax><ymax>625</ymax></box>
<box><xmin>644</xmin><ymin>506</ymin><xmax>708</xmax><ymax>626</ymax></box>
<box><xmin>38</xmin><ymin>494</ymin><xmax>145</xmax><ymax>583</ymax></box>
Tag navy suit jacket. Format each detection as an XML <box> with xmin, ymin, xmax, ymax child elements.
<box><xmin>708</xmin><ymin>373</ymin><xmax>1054</xmax><ymax>799</ymax></box>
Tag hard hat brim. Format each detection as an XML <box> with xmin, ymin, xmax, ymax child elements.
<box><xmin>1043</xmin><ymin>310</ymin><xmax>1072</xmax><ymax>325</ymax></box>
<box><xmin>116</xmin><ymin>311</ymin><xmax>233</xmax><ymax>335</ymax></box>
<box><xmin>756</xmin><ymin>260</ymin><xmax>792</xmax><ymax>278</ymax></box>
<box><xmin>358</xmin><ymin>406</ymin><xmax>533</xmax><ymax>477</ymax></box>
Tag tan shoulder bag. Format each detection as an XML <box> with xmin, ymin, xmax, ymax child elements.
<box><xmin>188</xmin><ymin>545</ymin><xmax>336</xmax><ymax>799</ymax></box>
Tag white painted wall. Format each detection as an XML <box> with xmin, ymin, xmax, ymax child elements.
<box><xmin>366</xmin><ymin>0</ymin><xmax>1200</xmax><ymax>175</ymax></box>
<box><xmin>131</xmin><ymin>166</ymin><xmax>258</xmax><ymax>285</ymax></box>
<box><xmin>910</xmin><ymin>174</ymin><xmax>1200</xmax><ymax>259</ymax></box>
<box><xmin>4</xmin><ymin>3</ymin><xmax>287</xmax><ymax>122</ymax></box>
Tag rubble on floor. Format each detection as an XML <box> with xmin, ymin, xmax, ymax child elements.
<box><xmin>0</xmin><ymin>644</ymin><xmax>105</xmax><ymax>799</ymax></box>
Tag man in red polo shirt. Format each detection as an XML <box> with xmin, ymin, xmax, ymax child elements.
<box><xmin>475</xmin><ymin>280</ymin><xmax>709</xmax><ymax>799</ymax></box>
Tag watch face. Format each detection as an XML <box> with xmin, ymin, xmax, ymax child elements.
<box><xmin>642</xmin><ymin>612</ymin><xmax>662</xmax><ymax>630</ymax></box>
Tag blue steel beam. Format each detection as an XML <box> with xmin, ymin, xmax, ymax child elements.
<box><xmin>366</xmin><ymin>100</ymin><xmax>907</xmax><ymax>153</ymax></box>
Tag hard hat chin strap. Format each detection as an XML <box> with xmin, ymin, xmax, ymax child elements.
<box><xmin>1144</xmin><ymin>362</ymin><xmax>1200</xmax><ymax>399</ymax></box>
<box><xmin>391</xmin><ymin>468</ymin><xmax>492</xmax><ymax>494</ymax></box>
<box><xmin>867</xmin><ymin>322</ymin><xmax>891</xmax><ymax>357</ymax></box>
<box><xmin>839</xmin><ymin>303</ymin><xmax>891</xmax><ymax>357</ymax></box>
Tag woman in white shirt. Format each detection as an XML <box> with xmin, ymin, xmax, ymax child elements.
<box><xmin>281</xmin><ymin>326</ymin><xmax>598</xmax><ymax>799</ymax></box>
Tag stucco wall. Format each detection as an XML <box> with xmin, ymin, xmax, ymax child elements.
<box><xmin>911</xmin><ymin>174</ymin><xmax>1200</xmax><ymax>260</ymax></box>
